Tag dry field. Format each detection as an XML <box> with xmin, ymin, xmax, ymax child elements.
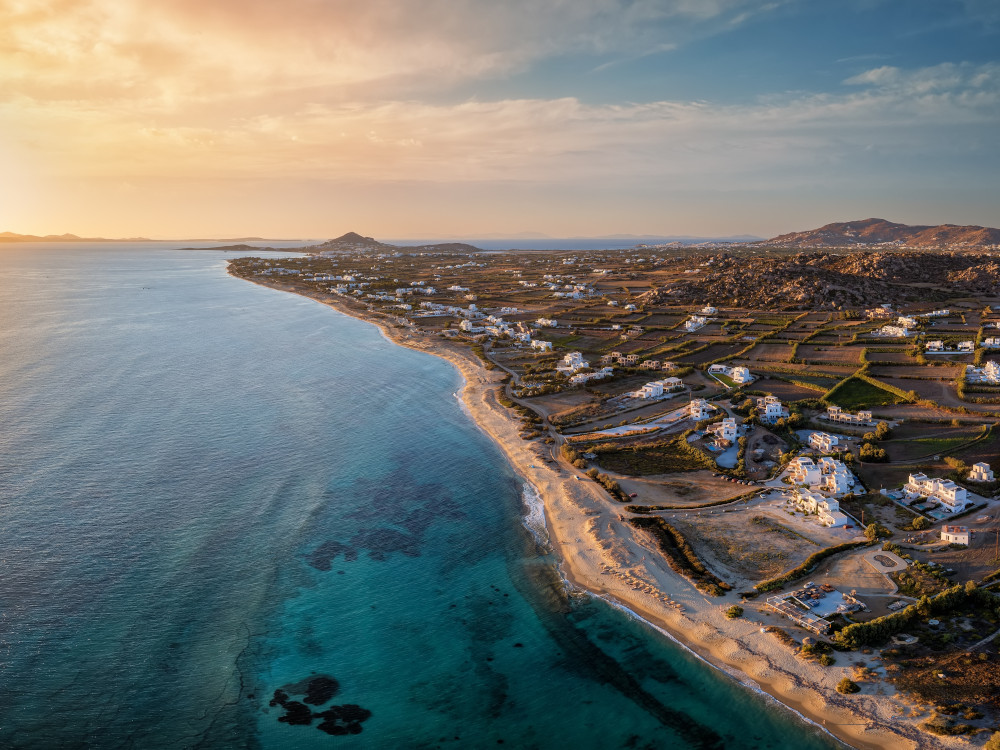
<box><xmin>868</xmin><ymin>364</ymin><xmax>963</xmax><ymax>379</ymax></box>
<box><xmin>664</xmin><ymin>507</ymin><xmax>830</xmax><ymax>587</ymax></box>
<box><xmin>745</xmin><ymin>342</ymin><xmax>795</xmax><ymax>362</ymax></box>
<box><xmin>754</xmin><ymin>378</ymin><xmax>825</xmax><ymax>402</ymax></box>
<box><xmin>613</xmin><ymin>470</ymin><xmax>750</xmax><ymax>506</ymax></box>
<box><xmin>864</xmin><ymin>349</ymin><xmax>914</xmax><ymax>363</ymax></box>
<box><xmin>678</xmin><ymin>342</ymin><xmax>747</xmax><ymax>364</ymax></box>
<box><xmin>796</xmin><ymin>344</ymin><xmax>863</xmax><ymax>365</ymax></box>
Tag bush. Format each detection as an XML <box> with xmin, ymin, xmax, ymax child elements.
<box><xmin>865</xmin><ymin>522</ymin><xmax>892</xmax><ymax>541</ymax></box>
<box><xmin>984</xmin><ymin>731</ymin><xmax>1000</xmax><ymax>750</ymax></box>
<box><xmin>836</xmin><ymin>677</ymin><xmax>860</xmax><ymax>694</ymax></box>
<box><xmin>726</xmin><ymin>605</ymin><xmax>744</xmax><ymax>619</ymax></box>
<box><xmin>818</xmin><ymin>653</ymin><xmax>835</xmax><ymax>666</ymax></box>
<box><xmin>912</xmin><ymin>516</ymin><xmax>930</xmax><ymax>531</ymax></box>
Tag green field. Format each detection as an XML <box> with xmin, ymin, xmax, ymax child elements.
<box><xmin>824</xmin><ymin>376</ymin><xmax>907</xmax><ymax>410</ymax></box>
<box><xmin>594</xmin><ymin>435</ymin><xmax>714</xmax><ymax>475</ymax></box>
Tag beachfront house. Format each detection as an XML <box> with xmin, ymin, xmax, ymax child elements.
<box><xmin>794</xmin><ymin>490</ymin><xmax>849</xmax><ymax>527</ymax></box>
<box><xmin>967</xmin><ymin>462</ymin><xmax>995</xmax><ymax>482</ymax></box>
<box><xmin>904</xmin><ymin>473</ymin><xmax>969</xmax><ymax>513</ymax></box>
<box><xmin>808</xmin><ymin>432</ymin><xmax>839</xmax><ymax>453</ymax></box>
<box><xmin>941</xmin><ymin>526</ymin><xmax>970</xmax><ymax>545</ymax></box>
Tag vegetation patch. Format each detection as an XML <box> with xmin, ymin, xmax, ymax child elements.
<box><xmin>754</xmin><ymin>541</ymin><xmax>869</xmax><ymax>593</ymax></box>
<box><xmin>628</xmin><ymin>516</ymin><xmax>731</xmax><ymax>595</ymax></box>
<box><xmin>592</xmin><ymin>432</ymin><xmax>715</xmax><ymax>475</ymax></box>
<box><xmin>823</xmin><ymin>376</ymin><xmax>909</xmax><ymax>410</ymax></box>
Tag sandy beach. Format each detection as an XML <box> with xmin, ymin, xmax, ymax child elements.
<box><xmin>236</xmin><ymin>275</ymin><xmax>968</xmax><ymax>750</ymax></box>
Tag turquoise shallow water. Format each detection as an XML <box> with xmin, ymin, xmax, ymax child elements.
<box><xmin>0</xmin><ymin>244</ymin><xmax>842</xmax><ymax>749</ymax></box>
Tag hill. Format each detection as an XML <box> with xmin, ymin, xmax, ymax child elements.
<box><xmin>0</xmin><ymin>231</ymin><xmax>151</xmax><ymax>242</ymax></box>
<box><xmin>761</xmin><ymin>219</ymin><xmax>1000</xmax><ymax>249</ymax></box>
<box><xmin>311</xmin><ymin>232</ymin><xmax>481</xmax><ymax>253</ymax></box>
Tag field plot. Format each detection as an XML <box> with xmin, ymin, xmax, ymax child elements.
<box><xmin>824</xmin><ymin>376</ymin><xmax>908</xmax><ymax>409</ymax></box>
<box><xmin>808</xmin><ymin>334</ymin><xmax>856</xmax><ymax>346</ymax></box>
<box><xmin>869</xmin><ymin>364</ymin><xmax>963</xmax><ymax>379</ymax></box>
<box><xmin>664</xmin><ymin>509</ymin><xmax>833</xmax><ymax>587</ymax></box>
<box><xmin>882</xmin><ymin>425</ymin><xmax>984</xmax><ymax>462</ymax></box>
<box><xmin>643</xmin><ymin>313</ymin><xmax>684</xmax><ymax>327</ymax></box>
<box><xmin>745</xmin><ymin>342</ymin><xmax>795</xmax><ymax>363</ymax></box>
<box><xmin>796</xmin><ymin>344</ymin><xmax>863</xmax><ymax>365</ymax></box>
<box><xmin>613</xmin><ymin>470</ymin><xmax>750</xmax><ymax>507</ymax></box>
<box><xmin>677</xmin><ymin>342</ymin><xmax>747</xmax><ymax>365</ymax></box>
<box><xmin>876</xmin><ymin>376</ymin><xmax>954</xmax><ymax>403</ymax></box>
<box><xmin>754</xmin><ymin>378</ymin><xmax>825</xmax><ymax>401</ymax></box>
<box><xmin>863</xmin><ymin>349</ymin><xmax>914</xmax><ymax>363</ymax></box>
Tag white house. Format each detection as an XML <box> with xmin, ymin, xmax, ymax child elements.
<box><xmin>789</xmin><ymin>457</ymin><xmax>822</xmax><ymax>486</ymax></box>
<box><xmin>983</xmin><ymin>337</ymin><xmax>1000</xmax><ymax>349</ymax></box>
<box><xmin>875</xmin><ymin>324</ymin><xmax>910</xmax><ymax>338</ymax></box>
<box><xmin>808</xmin><ymin>432</ymin><xmax>839</xmax><ymax>453</ymax></box>
<box><xmin>688</xmin><ymin>399</ymin><xmax>713</xmax><ymax>421</ymax></box>
<box><xmin>897</xmin><ymin>316</ymin><xmax>919</xmax><ymax>328</ymax></box>
<box><xmin>700</xmin><ymin>305</ymin><xmax>718</xmax><ymax>315</ymax></box>
<box><xmin>634</xmin><ymin>381</ymin><xmax>664</xmax><ymax>399</ymax></box>
<box><xmin>717</xmin><ymin>418</ymin><xmax>738</xmax><ymax>443</ymax></box>
<box><xmin>926</xmin><ymin>340</ymin><xmax>945</xmax><ymax>352</ymax></box>
<box><xmin>459</xmin><ymin>319</ymin><xmax>485</xmax><ymax>333</ymax></box>
<box><xmin>755</xmin><ymin>395</ymin><xmax>789</xmax><ymax>423</ymax></box>
<box><xmin>941</xmin><ymin>525</ymin><xmax>970</xmax><ymax>545</ymax></box>
<box><xmin>826</xmin><ymin>405</ymin><xmax>873</xmax><ymax>425</ymax></box>
<box><xmin>556</xmin><ymin>351</ymin><xmax>589</xmax><ymax>374</ymax></box>
<box><xmin>794</xmin><ymin>490</ymin><xmax>849</xmax><ymax>527</ymax></box>
<box><xmin>535</xmin><ymin>318</ymin><xmax>558</xmax><ymax>328</ymax></box>
<box><xmin>957</xmin><ymin>340</ymin><xmax>975</xmax><ymax>352</ymax></box>
<box><xmin>731</xmin><ymin>366</ymin><xmax>753</xmax><ymax>385</ymax></box>
<box><xmin>904</xmin><ymin>473</ymin><xmax>969</xmax><ymax>513</ymax></box>
<box><xmin>570</xmin><ymin>367</ymin><xmax>614</xmax><ymax>386</ymax></box>
<box><xmin>531</xmin><ymin>340</ymin><xmax>553</xmax><ymax>352</ymax></box>
<box><xmin>967</xmin><ymin>462</ymin><xmax>995</xmax><ymax>482</ymax></box>
<box><xmin>683</xmin><ymin>315</ymin><xmax>708</xmax><ymax>332</ymax></box>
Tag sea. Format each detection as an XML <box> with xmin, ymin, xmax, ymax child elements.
<box><xmin>0</xmin><ymin>244</ymin><xmax>842</xmax><ymax>749</ymax></box>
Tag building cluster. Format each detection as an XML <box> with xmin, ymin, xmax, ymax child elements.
<box><xmin>707</xmin><ymin>364</ymin><xmax>753</xmax><ymax>385</ymax></box>
<box><xmin>903</xmin><ymin>473</ymin><xmax>968</xmax><ymax>513</ymax></box>
<box><xmin>570</xmin><ymin>367</ymin><xmax>615</xmax><ymax>386</ymax></box>
<box><xmin>807</xmin><ymin>432</ymin><xmax>839</xmax><ymax>453</ymax></box>
<box><xmin>926</xmin><ymin>340</ymin><xmax>974</xmax><ymax>353</ymax></box>
<box><xmin>556</xmin><ymin>351</ymin><xmax>589</xmax><ymax>374</ymax></box>
<box><xmin>966</xmin><ymin>361</ymin><xmax>1000</xmax><ymax>384</ymax></box>
<box><xmin>788</xmin><ymin>456</ymin><xmax>858</xmax><ymax>496</ymax></box>
<box><xmin>683</xmin><ymin>315</ymin><xmax>709</xmax><ymax>332</ymax></box>
<box><xmin>874</xmin><ymin>324</ymin><xmax>911</xmax><ymax>338</ymax></box>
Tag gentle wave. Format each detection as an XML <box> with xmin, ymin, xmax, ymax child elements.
<box><xmin>520</xmin><ymin>481</ymin><xmax>550</xmax><ymax>545</ymax></box>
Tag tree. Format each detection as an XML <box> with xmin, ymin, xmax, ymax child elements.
<box><xmin>874</xmin><ymin>421</ymin><xmax>891</xmax><ymax>440</ymax></box>
<box><xmin>912</xmin><ymin>516</ymin><xmax>930</xmax><ymax>531</ymax></box>
<box><xmin>836</xmin><ymin>677</ymin><xmax>860</xmax><ymax>694</ymax></box>
<box><xmin>865</xmin><ymin>522</ymin><xmax>892</xmax><ymax>542</ymax></box>
<box><xmin>862</xmin><ymin>432</ymin><xmax>877</xmax><ymax>444</ymax></box>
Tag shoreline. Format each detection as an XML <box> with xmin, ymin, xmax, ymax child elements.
<box><xmin>232</xmin><ymin>273</ymin><xmax>957</xmax><ymax>750</ymax></box>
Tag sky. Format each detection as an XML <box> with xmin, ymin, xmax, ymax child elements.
<box><xmin>3</xmin><ymin>0</ymin><xmax>999</xmax><ymax>239</ymax></box>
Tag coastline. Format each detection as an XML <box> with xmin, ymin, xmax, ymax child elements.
<box><xmin>232</xmin><ymin>274</ymin><xmax>958</xmax><ymax>750</ymax></box>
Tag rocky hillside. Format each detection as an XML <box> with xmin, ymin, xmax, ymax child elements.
<box><xmin>644</xmin><ymin>251</ymin><xmax>996</xmax><ymax>310</ymax></box>
<box><xmin>762</xmin><ymin>219</ymin><xmax>1000</xmax><ymax>248</ymax></box>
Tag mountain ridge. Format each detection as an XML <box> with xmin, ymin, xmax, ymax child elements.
<box><xmin>762</xmin><ymin>218</ymin><xmax>1000</xmax><ymax>248</ymax></box>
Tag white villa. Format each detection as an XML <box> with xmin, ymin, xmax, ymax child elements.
<box><xmin>570</xmin><ymin>367</ymin><xmax>615</xmax><ymax>386</ymax></box>
<box><xmin>689</xmin><ymin>399</ymin><xmax>714</xmax><ymax>421</ymax></box>
<box><xmin>556</xmin><ymin>351</ymin><xmax>589</xmax><ymax>374</ymax></box>
<box><xmin>966</xmin><ymin>361</ymin><xmax>1000</xmax><ymax>385</ymax></box>
<box><xmin>904</xmin><ymin>473</ymin><xmax>969</xmax><ymax>513</ymax></box>
<box><xmin>793</xmin><ymin>490</ymin><xmax>849</xmax><ymax>527</ymax></box>
<box><xmin>941</xmin><ymin>525</ymin><xmax>970</xmax><ymax>545</ymax></box>
<box><xmin>808</xmin><ymin>432</ymin><xmax>839</xmax><ymax>453</ymax></box>
<box><xmin>700</xmin><ymin>305</ymin><xmax>718</xmax><ymax>315</ymax></box>
<box><xmin>535</xmin><ymin>318</ymin><xmax>558</xmax><ymax>328</ymax></box>
<box><xmin>967</xmin><ymin>462</ymin><xmax>995</xmax><ymax>482</ymax></box>
<box><xmin>875</xmin><ymin>324</ymin><xmax>911</xmax><ymax>338</ymax></box>
<box><xmin>818</xmin><ymin>457</ymin><xmax>856</xmax><ymax>495</ymax></box>
<box><xmin>716</xmin><ymin>418</ymin><xmax>738</xmax><ymax>443</ymax></box>
<box><xmin>531</xmin><ymin>340</ymin><xmax>553</xmax><ymax>352</ymax></box>
<box><xmin>756</xmin><ymin>395</ymin><xmax>789</xmax><ymax>424</ymax></box>
<box><xmin>983</xmin><ymin>337</ymin><xmax>1000</xmax><ymax>349</ymax></box>
<box><xmin>867</xmin><ymin>305</ymin><xmax>893</xmax><ymax>319</ymax></box>
<box><xmin>897</xmin><ymin>316</ymin><xmax>919</xmax><ymax>328</ymax></box>
<box><xmin>631</xmin><ymin>377</ymin><xmax>684</xmax><ymax>400</ymax></box>
<box><xmin>708</xmin><ymin>364</ymin><xmax>754</xmax><ymax>385</ymax></box>
<box><xmin>683</xmin><ymin>315</ymin><xmax>708</xmax><ymax>332</ymax></box>
<box><xmin>459</xmin><ymin>320</ymin><xmax>485</xmax><ymax>334</ymax></box>
<box><xmin>826</xmin><ymin>405</ymin><xmax>873</xmax><ymax>426</ymax></box>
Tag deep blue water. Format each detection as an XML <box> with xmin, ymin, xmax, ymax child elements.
<box><xmin>0</xmin><ymin>244</ymin><xmax>841</xmax><ymax>749</ymax></box>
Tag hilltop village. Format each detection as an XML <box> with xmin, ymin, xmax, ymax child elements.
<box><xmin>230</xmin><ymin>232</ymin><xmax>1000</xmax><ymax>747</ymax></box>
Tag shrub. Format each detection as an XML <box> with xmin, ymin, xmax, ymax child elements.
<box><xmin>912</xmin><ymin>516</ymin><xmax>930</xmax><ymax>531</ymax></box>
<box><xmin>726</xmin><ymin>605</ymin><xmax>744</xmax><ymax>619</ymax></box>
<box><xmin>836</xmin><ymin>677</ymin><xmax>860</xmax><ymax>694</ymax></box>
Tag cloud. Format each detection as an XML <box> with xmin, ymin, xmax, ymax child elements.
<box><xmin>0</xmin><ymin>0</ymin><xmax>771</xmax><ymax>108</ymax></box>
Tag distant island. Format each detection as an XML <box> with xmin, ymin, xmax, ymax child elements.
<box><xmin>0</xmin><ymin>231</ymin><xmax>153</xmax><ymax>243</ymax></box>
<box><xmin>760</xmin><ymin>218</ymin><xmax>1000</xmax><ymax>249</ymax></box>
